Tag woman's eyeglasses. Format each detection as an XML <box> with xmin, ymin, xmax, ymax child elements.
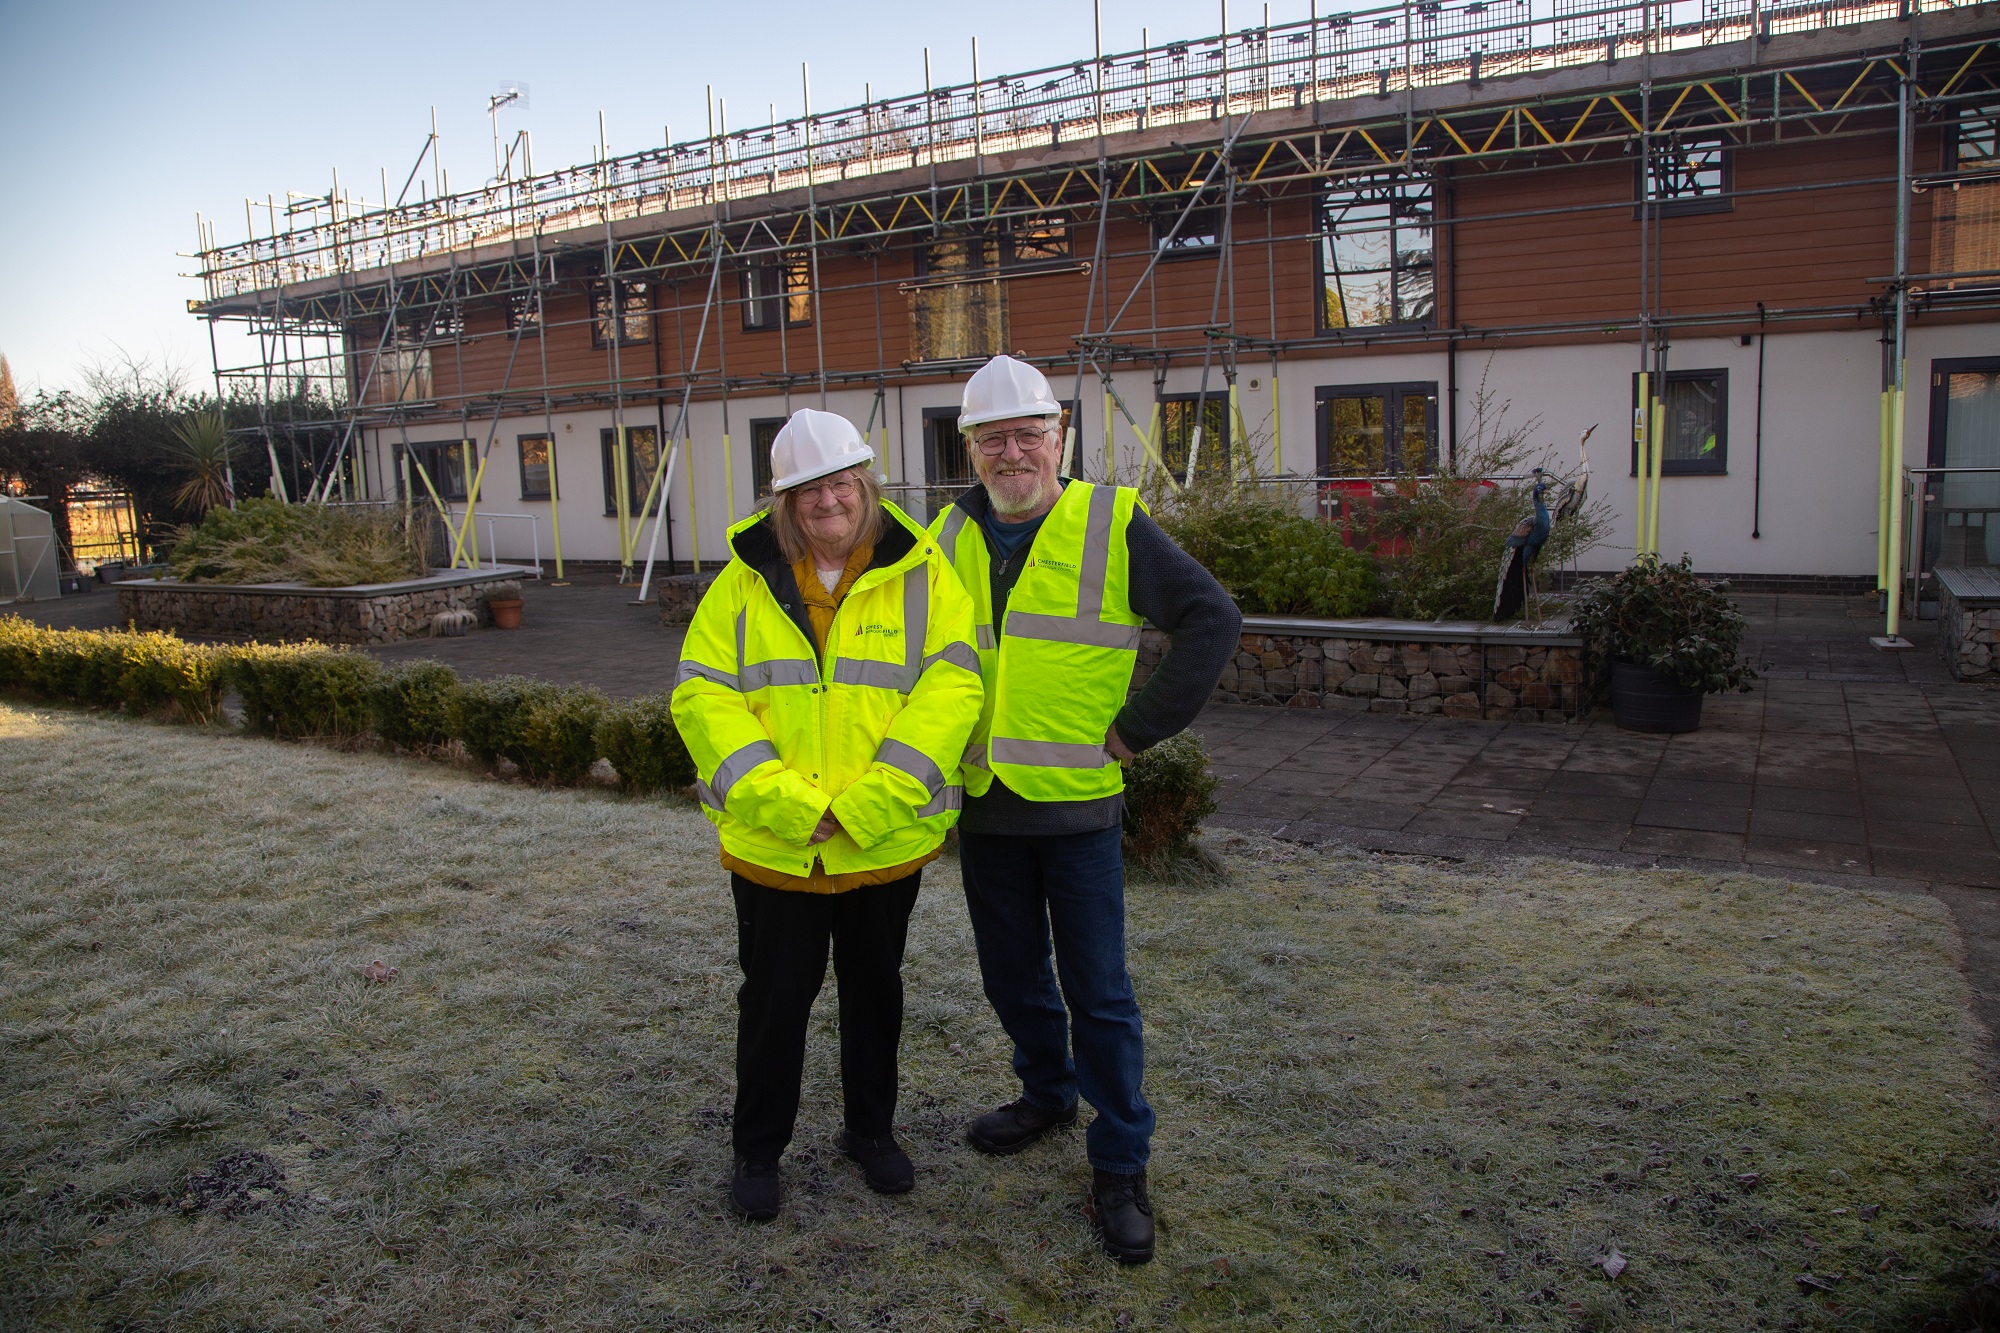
<box><xmin>972</xmin><ymin>426</ymin><xmax>1054</xmax><ymax>455</ymax></box>
<box><xmin>796</xmin><ymin>477</ymin><xmax>859</xmax><ymax>503</ymax></box>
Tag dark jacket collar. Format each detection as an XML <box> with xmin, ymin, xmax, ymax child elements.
<box><xmin>728</xmin><ymin>504</ymin><xmax>920</xmax><ymax>653</ymax></box>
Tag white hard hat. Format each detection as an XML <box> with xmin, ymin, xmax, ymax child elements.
<box><xmin>959</xmin><ymin>354</ymin><xmax>1062</xmax><ymax>429</ymax></box>
<box><xmin>769</xmin><ymin>408</ymin><xmax>875</xmax><ymax>492</ymax></box>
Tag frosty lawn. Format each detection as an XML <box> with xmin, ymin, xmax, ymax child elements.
<box><xmin>2</xmin><ymin>701</ymin><xmax>1995</xmax><ymax>1330</ymax></box>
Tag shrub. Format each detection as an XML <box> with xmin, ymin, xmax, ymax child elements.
<box><xmin>1361</xmin><ymin>383</ymin><xmax>1610</xmax><ymax>621</ymax></box>
<box><xmin>229</xmin><ymin>643</ymin><xmax>381</xmax><ymax>741</ymax></box>
<box><xmin>453</xmin><ymin>675</ymin><xmax>606</xmax><ymax>784</ymax></box>
<box><xmin>169</xmin><ymin>498</ymin><xmax>428</xmax><ymax>587</ymax></box>
<box><xmin>595</xmin><ymin>693</ymin><xmax>696</xmax><ymax>794</ymax></box>
<box><xmin>479</xmin><ymin>580</ymin><xmax>523</xmax><ymax>604</ymax></box>
<box><xmin>368</xmin><ymin>659</ymin><xmax>463</xmax><ymax>752</ymax></box>
<box><xmin>112</xmin><ymin>632</ymin><xmax>228</xmax><ymax>723</ymax></box>
<box><xmin>1569</xmin><ymin>554</ymin><xmax>1757</xmax><ymax>695</ymax></box>
<box><xmin>1153</xmin><ymin>484</ymin><xmax>1379</xmax><ymax>617</ymax></box>
<box><xmin>1121</xmin><ymin>731</ymin><xmax>1221</xmax><ymax>880</ymax></box>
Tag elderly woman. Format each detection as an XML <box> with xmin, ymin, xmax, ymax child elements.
<box><xmin>671</xmin><ymin>408</ymin><xmax>982</xmax><ymax>1221</ymax></box>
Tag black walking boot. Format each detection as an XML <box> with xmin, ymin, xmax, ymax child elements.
<box><xmin>838</xmin><ymin>1130</ymin><xmax>915</xmax><ymax>1194</ymax></box>
<box><xmin>965</xmin><ymin>1097</ymin><xmax>1079</xmax><ymax>1156</ymax></box>
<box><xmin>1090</xmin><ymin>1168</ymin><xmax>1155</xmax><ymax>1265</ymax></box>
<box><xmin>730</xmin><ymin>1157</ymin><xmax>781</xmax><ymax>1221</ymax></box>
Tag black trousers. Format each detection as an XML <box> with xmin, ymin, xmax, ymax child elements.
<box><xmin>730</xmin><ymin>871</ymin><xmax>921</xmax><ymax>1164</ymax></box>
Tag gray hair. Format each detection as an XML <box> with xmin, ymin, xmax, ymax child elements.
<box><xmin>765</xmin><ymin>466</ymin><xmax>886</xmax><ymax>564</ymax></box>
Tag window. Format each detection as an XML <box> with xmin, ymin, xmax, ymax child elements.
<box><xmin>909</xmin><ymin>235</ymin><xmax>1008</xmax><ymax>362</ymax></box>
<box><xmin>1315</xmin><ymin>383</ymin><xmax>1438</xmax><ymax>476</ymax></box>
<box><xmin>1154</xmin><ymin>205</ymin><xmax>1221</xmax><ymax>257</ymax></box>
<box><xmin>600</xmin><ymin>425</ymin><xmax>662</xmax><ymax>515</ymax></box>
<box><xmin>1935</xmin><ymin>106</ymin><xmax>2000</xmax><ymax>288</ymax></box>
<box><xmin>1637</xmin><ymin>132</ymin><xmax>1730</xmax><ymax>217</ymax></box>
<box><xmin>1318</xmin><ymin>173</ymin><xmax>1434</xmax><ymax>330</ymax></box>
<box><xmin>923</xmin><ymin>408</ymin><xmax>973</xmax><ymax>488</ymax></box>
<box><xmin>369</xmin><ymin>345</ymin><xmax>432</xmax><ymax>404</ymax></box>
<box><xmin>749</xmin><ymin>417</ymin><xmax>785</xmax><ymax>498</ymax></box>
<box><xmin>1631</xmin><ymin>371</ymin><xmax>1727</xmax><ymax>476</ymax></box>
<box><xmin>1157</xmin><ymin>393</ymin><xmax>1231</xmax><ymax>481</ymax></box>
<box><xmin>1003</xmin><ymin>216</ymin><xmax>1072</xmax><ymax>269</ymax></box>
<box><xmin>1923</xmin><ymin>357</ymin><xmax>2000</xmax><ymax>572</ymax></box>
<box><xmin>506</xmin><ymin>291</ymin><xmax>542</xmax><ymax>336</ymax></box>
<box><xmin>401</xmin><ymin>440</ymin><xmax>473</xmax><ymax>502</ymax></box>
<box><xmin>742</xmin><ymin>256</ymin><xmax>812</xmax><ymax>331</ymax></box>
<box><xmin>517</xmin><ymin>433</ymin><xmax>552</xmax><ymax>501</ymax></box>
<box><xmin>592</xmin><ymin>281</ymin><xmax>652</xmax><ymax>348</ymax></box>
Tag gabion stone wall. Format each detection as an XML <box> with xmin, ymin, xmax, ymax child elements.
<box><xmin>1133</xmin><ymin>621</ymin><xmax>1585</xmax><ymax>722</ymax></box>
<box><xmin>117</xmin><ymin>572</ymin><xmax>525</xmax><ymax>644</ymax></box>
<box><xmin>657</xmin><ymin>572</ymin><xmax>720</xmax><ymax>626</ymax></box>
<box><xmin>1937</xmin><ymin>571</ymin><xmax>1999</xmax><ymax>681</ymax></box>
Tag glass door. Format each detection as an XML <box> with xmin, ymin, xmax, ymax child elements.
<box><xmin>1923</xmin><ymin>359</ymin><xmax>2000</xmax><ymax>578</ymax></box>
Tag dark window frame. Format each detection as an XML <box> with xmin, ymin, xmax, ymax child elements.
<box><xmin>1152</xmin><ymin>205</ymin><xmax>1222</xmax><ymax>259</ymax></box>
<box><xmin>1630</xmin><ymin>369</ymin><xmax>1729</xmax><ymax>476</ymax></box>
<box><xmin>1315</xmin><ymin>172</ymin><xmax>1437</xmax><ymax>333</ymax></box>
<box><xmin>599</xmin><ymin>425</ymin><xmax>663</xmax><ymax>515</ymax></box>
<box><xmin>505</xmin><ymin>291</ymin><xmax>542</xmax><ymax>337</ymax></box>
<box><xmin>741</xmin><ymin>255</ymin><xmax>813</xmax><ymax>331</ymax></box>
<box><xmin>591</xmin><ymin>280</ymin><xmax>653</xmax><ymax>349</ymax></box>
<box><xmin>748</xmin><ymin>417</ymin><xmax>786</xmax><ymax>499</ymax></box>
<box><xmin>1634</xmin><ymin>131</ymin><xmax>1733</xmax><ymax>218</ymax></box>
<box><xmin>399</xmin><ymin>439</ymin><xmax>476</xmax><ymax>503</ymax></box>
<box><xmin>1314</xmin><ymin>382</ymin><xmax>1439</xmax><ymax>477</ymax></box>
<box><xmin>1952</xmin><ymin>104</ymin><xmax>2000</xmax><ymax>171</ymax></box>
<box><xmin>922</xmin><ymin>407</ymin><xmax>974</xmax><ymax>488</ymax></box>
<box><xmin>1001</xmin><ymin>216</ymin><xmax>1074</xmax><ymax>270</ymax></box>
<box><xmin>517</xmin><ymin>433</ymin><xmax>552</xmax><ymax>501</ymax></box>
<box><xmin>1155</xmin><ymin>391</ymin><xmax>1232</xmax><ymax>479</ymax></box>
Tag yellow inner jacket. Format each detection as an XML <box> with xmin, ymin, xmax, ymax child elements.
<box><xmin>670</xmin><ymin>502</ymin><xmax>983</xmax><ymax>892</ymax></box>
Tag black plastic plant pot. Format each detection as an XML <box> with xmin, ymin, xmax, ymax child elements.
<box><xmin>1610</xmin><ymin>659</ymin><xmax>1704</xmax><ymax>733</ymax></box>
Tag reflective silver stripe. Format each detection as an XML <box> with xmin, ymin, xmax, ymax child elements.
<box><xmin>740</xmin><ymin>658</ymin><xmax>819</xmax><ymax>689</ymax></box>
<box><xmin>695</xmin><ymin>779</ymin><xmax>721</xmax><ymax>812</ymax></box>
<box><xmin>1076</xmin><ymin>483</ymin><xmax>1118</xmax><ymax>620</ymax></box>
<box><xmin>938</xmin><ymin>505</ymin><xmax>969</xmax><ymax>552</ymax></box>
<box><xmin>962</xmin><ymin>742</ymin><xmax>988</xmax><ymax>770</ymax></box>
<box><xmin>990</xmin><ymin>736</ymin><xmax>1111</xmax><ymax>769</ymax></box>
<box><xmin>903</xmin><ymin>565</ymin><xmax>928</xmax><ymax>680</ymax></box>
<box><xmin>675</xmin><ymin>659</ymin><xmax>740</xmax><ymax>690</ymax></box>
<box><xmin>833</xmin><ymin>657</ymin><xmax>920</xmax><ymax>692</ymax></box>
<box><xmin>922</xmin><ymin>641</ymin><xmax>980</xmax><ymax>675</ymax></box>
<box><xmin>875</xmin><ymin>737</ymin><xmax>946</xmax><ymax>793</ymax></box>
<box><xmin>709</xmin><ymin>738</ymin><xmax>780</xmax><ymax>804</ymax></box>
<box><xmin>1004</xmin><ymin>611</ymin><xmax>1142</xmax><ymax>651</ymax></box>
<box><xmin>735</xmin><ymin>607</ymin><xmax>748</xmax><ymax>679</ymax></box>
<box><xmin>917</xmin><ymin>784</ymin><xmax>964</xmax><ymax>819</ymax></box>
<box><xmin>975</xmin><ymin>623</ymin><xmax>997</xmax><ymax>650</ymax></box>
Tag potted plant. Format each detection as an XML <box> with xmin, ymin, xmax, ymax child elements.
<box><xmin>481</xmin><ymin>579</ymin><xmax>525</xmax><ymax>630</ymax></box>
<box><xmin>1569</xmin><ymin>555</ymin><xmax>1755</xmax><ymax>733</ymax></box>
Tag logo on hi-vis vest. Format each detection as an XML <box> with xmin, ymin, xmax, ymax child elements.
<box><xmin>1028</xmin><ymin>556</ymin><xmax>1078</xmax><ymax>574</ymax></box>
<box><xmin>854</xmin><ymin>624</ymin><xmax>902</xmax><ymax>639</ymax></box>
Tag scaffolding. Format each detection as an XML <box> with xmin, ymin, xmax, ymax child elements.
<box><xmin>188</xmin><ymin>0</ymin><xmax>2000</xmax><ymax>617</ymax></box>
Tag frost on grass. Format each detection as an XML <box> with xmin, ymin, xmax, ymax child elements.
<box><xmin>1</xmin><ymin>702</ymin><xmax>1996</xmax><ymax>1331</ymax></box>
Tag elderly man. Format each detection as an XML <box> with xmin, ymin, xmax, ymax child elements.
<box><xmin>928</xmin><ymin>355</ymin><xmax>1240</xmax><ymax>1264</ymax></box>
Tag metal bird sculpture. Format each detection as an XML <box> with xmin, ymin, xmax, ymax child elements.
<box><xmin>1492</xmin><ymin>425</ymin><xmax>1594</xmax><ymax>623</ymax></box>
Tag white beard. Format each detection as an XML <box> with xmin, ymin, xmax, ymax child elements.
<box><xmin>986</xmin><ymin>470</ymin><xmax>1051</xmax><ymax>517</ymax></box>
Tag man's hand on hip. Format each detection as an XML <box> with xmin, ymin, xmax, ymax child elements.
<box><xmin>1104</xmin><ymin>725</ymin><xmax>1136</xmax><ymax>767</ymax></box>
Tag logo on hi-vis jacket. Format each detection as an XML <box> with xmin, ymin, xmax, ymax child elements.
<box><xmin>854</xmin><ymin>624</ymin><xmax>902</xmax><ymax>639</ymax></box>
<box><xmin>1027</xmin><ymin>556</ymin><xmax>1077</xmax><ymax>574</ymax></box>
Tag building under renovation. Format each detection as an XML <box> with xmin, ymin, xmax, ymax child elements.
<box><xmin>191</xmin><ymin>0</ymin><xmax>2000</xmax><ymax>607</ymax></box>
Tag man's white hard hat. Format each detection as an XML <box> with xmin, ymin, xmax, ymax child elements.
<box><xmin>959</xmin><ymin>354</ymin><xmax>1062</xmax><ymax>429</ymax></box>
<box><xmin>769</xmin><ymin>408</ymin><xmax>876</xmax><ymax>492</ymax></box>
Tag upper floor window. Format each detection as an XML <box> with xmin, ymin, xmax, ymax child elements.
<box><xmin>1954</xmin><ymin>104</ymin><xmax>2000</xmax><ymax>170</ymax></box>
<box><xmin>1318</xmin><ymin>173</ymin><xmax>1434</xmax><ymax>331</ymax></box>
<box><xmin>1004</xmin><ymin>216</ymin><xmax>1073</xmax><ymax>269</ymax></box>
<box><xmin>592</xmin><ymin>281</ymin><xmax>652</xmax><ymax>348</ymax></box>
<box><xmin>909</xmin><ymin>234</ymin><xmax>1007</xmax><ymax>362</ymax></box>
<box><xmin>506</xmin><ymin>291</ymin><xmax>542</xmax><ymax>337</ymax></box>
<box><xmin>1638</xmin><ymin>132</ymin><xmax>1730</xmax><ymax>216</ymax></box>
<box><xmin>1154</xmin><ymin>205</ymin><xmax>1222</xmax><ymax>258</ymax></box>
<box><xmin>743</xmin><ymin>256</ymin><xmax>812</xmax><ymax>331</ymax></box>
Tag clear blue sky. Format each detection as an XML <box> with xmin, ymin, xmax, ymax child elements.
<box><xmin>0</xmin><ymin>0</ymin><xmax>1311</xmax><ymax>399</ymax></box>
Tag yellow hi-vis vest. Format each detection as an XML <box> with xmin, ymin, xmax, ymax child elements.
<box><xmin>670</xmin><ymin>503</ymin><xmax>983</xmax><ymax>880</ymax></box>
<box><xmin>929</xmin><ymin>481</ymin><xmax>1144</xmax><ymax>803</ymax></box>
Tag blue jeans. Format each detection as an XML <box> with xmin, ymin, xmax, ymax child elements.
<box><xmin>959</xmin><ymin>825</ymin><xmax>1154</xmax><ymax>1174</ymax></box>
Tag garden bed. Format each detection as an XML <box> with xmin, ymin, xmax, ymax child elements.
<box><xmin>116</xmin><ymin>566</ymin><xmax>536</xmax><ymax>644</ymax></box>
<box><xmin>1136</xmin><ymin>616</ymin><xmax>1584</xmax><ymax>722</ymax></box>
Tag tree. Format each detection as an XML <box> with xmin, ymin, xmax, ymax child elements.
<box><xmin>171</xmin><ymin>410</ymin><xmax>235</xmax><ymax>515</ymax></box>
<box><xmin>0</xmin><ymin>354</ymin><xmax>17</xmax><ymax>430</ymax></box>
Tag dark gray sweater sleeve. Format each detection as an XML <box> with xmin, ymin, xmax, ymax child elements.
<box><xmin>1112</xmin><ymin>511</ymin><xmax>1242</xmax><ymax>753</ymax></box>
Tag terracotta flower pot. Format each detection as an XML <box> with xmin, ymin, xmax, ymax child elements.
<box><xmin>487</xmin><ymin>598</ymin><xmax>524</xmax><ymax>630</ymax></box>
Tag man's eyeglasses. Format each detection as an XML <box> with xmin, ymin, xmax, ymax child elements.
<box><xmin>795</xmin><ymin>477</ymin><xmax>859</xmax><ymax>503</ymax></box>
<box><xmin>972</xmin><ymin>426</ymin><xmax>1055</xmax><ymax>455</ymax></box>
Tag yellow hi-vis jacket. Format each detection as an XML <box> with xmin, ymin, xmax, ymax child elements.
<box><xmin>929</xmin><ymin>481</ymin><xmax>1144</xmax><ymax>803</ymax></box>
<box><xmin>671</xmin><ymin>502</ymin><xmax>983</xmax><ymax>882</ymax></box>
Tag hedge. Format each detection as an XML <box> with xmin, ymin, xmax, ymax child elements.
<box><xmin>368</xmin><ymin>659</ymin><xmax>463</xmax><ymax>752</ymax></box>
<box><xmin>229</xmin><ymin>643</ymin><xmax>380</xmax><ymax>743</ymax></box>
<box><xmin>453</xmin><ymin>675</ymin><xmax>607</xmax><ymax>785</ymax></box>
<box><xmin>0</xmin><ymin>621</ymin><xmax>228</xmax><ymax>723</ymax></box>
<box><xmin>596</xmin><ymin>693</ymin><xmax>697</xmax><ymax>794</ymax></box>
<box><xmin>1122</xmin><ymin>731</ymin><xmax>1221</xmax><ymax>879</ymax></box>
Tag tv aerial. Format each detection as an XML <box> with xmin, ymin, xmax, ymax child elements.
<box><xmin>489</xmin><ymin>81</ymin><xmax>531</xmax><ymax>182</ymax></box>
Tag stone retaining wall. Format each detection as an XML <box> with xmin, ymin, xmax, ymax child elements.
<box><xmin>117</xmin><ymin>569</ymin><xmax>532</xmax><ymax>645</ymax></box>
<box><xmin>1133</xmin><ymin>617</ymin><xmax>1585</xmax><ymax>722</ymax></box>
<box><xmin>1937</xmin><ymin>568</ymin><xmax>2000</xmax><ymax>681</ymax></box>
